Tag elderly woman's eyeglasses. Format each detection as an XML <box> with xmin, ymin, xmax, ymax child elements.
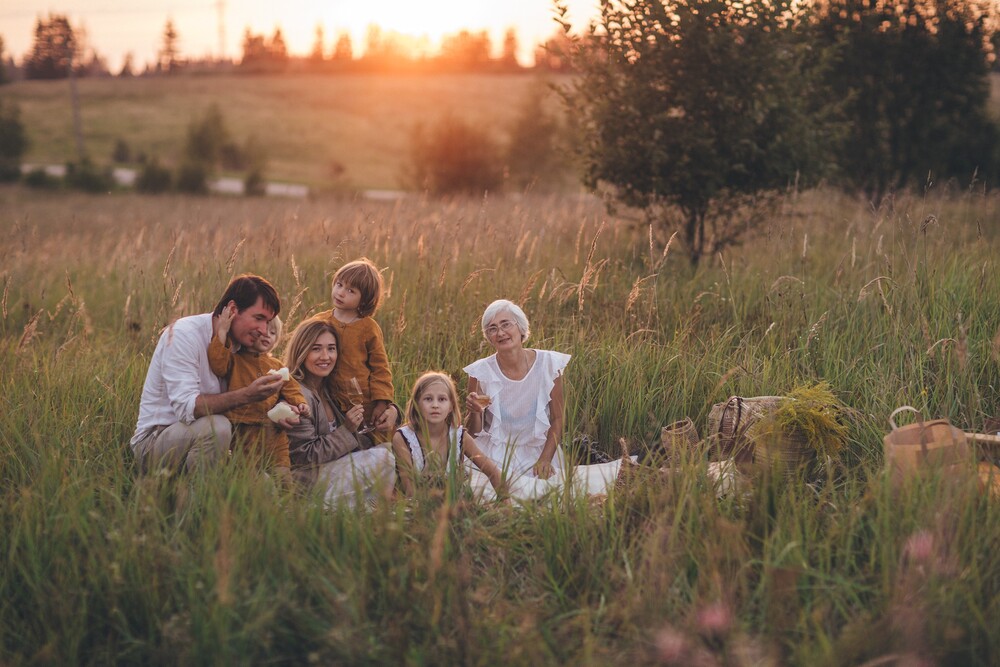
<box><xmin>485</xmin><ymin>320</ymin><xmax>517</xmax><ymax>338</ymax></box>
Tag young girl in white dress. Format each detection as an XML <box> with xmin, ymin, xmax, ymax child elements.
<box><xmin>392</xmin><ymin>372</ymin><xmax>505</xmax><ymax>498</ymax></box>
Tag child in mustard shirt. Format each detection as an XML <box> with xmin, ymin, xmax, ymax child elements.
<box><xmin>208</xmin><ymin>306</ymin><xmax>309</xmax><ymax>480</ymax></box>
<box><xmin>317</xmin><ymin>258</ymin><xmax>397</xmax><ymax>443</ymax></box>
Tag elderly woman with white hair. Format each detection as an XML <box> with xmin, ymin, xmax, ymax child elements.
<box><xmin>464</xmin><ymin>299</ymin><xmax>622</xmax><ymax>499</ymax></box>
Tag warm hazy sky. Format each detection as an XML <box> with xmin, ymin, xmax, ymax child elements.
<box><xmin>1</xmin><ymin>0</ymin><xmax>600</xmax><ymax>69</ymax></box>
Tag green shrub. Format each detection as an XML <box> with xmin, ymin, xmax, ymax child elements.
<box><xmin>135</xmin><ymin>157</ymin><xmax>172</xmax><ymax>194</ymax></box>
<box><xmin>22</xmin><ymin>166</ymin><xmax>59</xmax><ymax>189</ymax></box>
<box><xmin>244</xmin><ymin>167</ymin><xmax>265</xmax><ymax>196</ymax></box>
<box><xmin>242</xmin><ymin>135</ymin><xmax>267</xmax><ymax>196</ymax></box>
<box><xmin>220</xmin><ymin>141</ymin><xmax>247</xmax><ymax>171</ymax></box>
<box><xmin>504</xmin><ymin>85</ymin><xmax>574</xmax><ymax>192</ymax></box>
<box><xmin>407</xmin><ymin>115</ymin><xmax>503</xmax><ymax>195</ymax></box>
<box><xmin>175</xmin><ymin>161</ymin><xmax>208</xmax><ymax>194</ymax></box>
<box><xmin>111</xmin><ymin>138</ymin><xmax>131</xmax><ymax>164</ymax></box>
<box><xmin>0</xmin><ymin>98</ymin><xmax>28</xmax><ymax>181</ymax></box>
<box><xmin>64</xmin><ymin>159</ymin><xmax>114</xmax><ymax>193</ymax></box>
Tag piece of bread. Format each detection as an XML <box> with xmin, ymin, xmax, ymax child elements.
<box><xmin>267</xmin><ymin>401</ymin><xmax>296</xmax><ymax>422</ymax></box>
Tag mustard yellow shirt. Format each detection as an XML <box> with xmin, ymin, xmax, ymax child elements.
<box><xmin>316</xmin><ymin>310</ymin><xmax>395</xmax><ymax>411</ymax></box>
<box><xmin>207</xmin><ymin>337</ymin><xmax>307</xmax><ymax>423</ymax></box>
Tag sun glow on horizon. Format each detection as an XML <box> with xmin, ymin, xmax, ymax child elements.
<box><xmin>1</xmin><ymin>0</ymin><xmax>599</xmax><ymax>69</ymax></box>
<box><xmin>329</xmin><ymin>0</ymin><xmax>504</xmax><ymax>44</ymax></box>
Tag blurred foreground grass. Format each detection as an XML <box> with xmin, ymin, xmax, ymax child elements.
<box><xmin>2</xmin><ymin>184</ymin><xmax>999</xmax><ymax>664</ymax></box>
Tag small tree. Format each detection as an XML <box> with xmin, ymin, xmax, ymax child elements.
<box><xmin>505</xmin><ymin>85</ymin><xmax>572</xmax><ymax>191</ymax></box>
<box><xmin>309</xmin><ymin>24</ymin><xmax>326</xmax><ymax>63</ymax></box>
<box><xmin>242</xmin><ymin>135</ymin><xmax>268</xmax><ymax>196</ymax></box>
<box><xmin>559</xmin><ymin>0</ymin><xmax>833</xmax><ymax>265</ymax></box>
<box><xmin>24</xmin><ymin>14</ymin><xmax>76</xmax><ymax>80</ymax></box>
<box><xmin>159</xmin><ymin>20</ymin><xmax>180</xmax><ymax>73</ymax></box>
<box><xmin>0</xmin><ymin>36</ymin><xmax>9</xmax><ymax>85</ymax></box>
<box><xmin>177</xmin><ymin>105</ymin><xmax>230</xmax><ymax>193</ymax></box>
<box><xmin>176</xmin><ymin>161</ymin><xmax>208</xmax><ymax>194</ymax></box>
<box><xmin>500</xmin><ymin>28</ymin><xmax>520</xmax><ymax>70</ymax></box>
<box><xmin>0</xmin><ymin>98</ymin><xmax>28</xmax><ymax>181</ymax></box>
<box><xmin>135</xmin><ymin>157</ymin><xmax>173</xmax><ymax>194</ymax></box>
<box><xmin>118</xmin><ymin>52</ymin><xmax>135</xmax><ymax>77</ymax></box>
<box><xmin>111</xmin><ymin>138</ymin><xmax>131</xmax><ymax>163</ymax></box>
<box><xmin>332</xmin><ymin>32</ymin><xmax>353</xmax><ymax>61</ymax></box>
<box><xmin>814</xmin><ymin>0</ymin><xmax>999</xmax><ymax>198</ymax></box>
<box><xmin>184</xmin><ymin>104</ymin><xmax>230</xmax><ymax>168</ymax></box>
<box><xmin>407</xmin><ymin>116</ymin><xmax>503</xmax><ymax>195</ymax></box>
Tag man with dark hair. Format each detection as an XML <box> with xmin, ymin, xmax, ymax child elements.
<box><xmin>211</xmin><ymin>274</ymin><xmax>281</xmax><ymax>318</ymax></box>
<box><xmin>130</xmin><ymin>274</ymin><xmax>288</xmax><ymax>473</ymax></box>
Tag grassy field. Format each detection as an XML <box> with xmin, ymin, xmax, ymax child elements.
<box><xmin>2</xmin><ymin>181</ymin><xmax>1000</xmax><ymax>665</ymax></box>
<box><xmin>0</xmin><ymin>73</ymin><xmax>565</xmax><ymax>191</ymax></box>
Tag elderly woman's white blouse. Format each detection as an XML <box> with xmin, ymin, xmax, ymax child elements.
<box><xmin>463</xmin><ymin>349</ymin><xmax>570</xmax><ymax>477</ymax></box>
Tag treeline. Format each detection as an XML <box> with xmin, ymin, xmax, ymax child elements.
<box><xmin>0</xmin><ymin>15</ymin><xmax>573</xmax><ymax>81</ymax></box>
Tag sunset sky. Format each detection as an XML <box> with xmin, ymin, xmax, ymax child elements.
<box><xmin>0</xmin><ymin>0</ymin><xmax>600</xmax><ymax>70</ymax></box>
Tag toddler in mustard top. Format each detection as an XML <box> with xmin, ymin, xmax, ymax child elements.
<box><xmin>317</xmin><ymin>258</ymin><xmax>397</xmax><ymax>443</ymax></box>
<box><xmin>208</xmin><ymin>306</ymin><xmax>310</xmax><ymax>481</ymax></box>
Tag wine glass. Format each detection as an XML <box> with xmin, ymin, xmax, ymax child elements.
<box><xmin>348</xmin><ymin>377</ymin><xmax>375</xmax><ymax>435</ymax></box>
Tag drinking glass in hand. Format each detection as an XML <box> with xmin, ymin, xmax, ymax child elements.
<box><xmin>349</xmin><ymin>377</ymin><xmax>375</xmax><ymax>435</ymax></box>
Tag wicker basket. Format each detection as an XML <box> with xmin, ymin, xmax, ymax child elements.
<box><xmin>978</xmin><ymin>462</ymin><xmax>1000</xmax><ymax>499</ymax></box>
<box><xmin>883</xmin><ymin>406</ymin><xmax>970</xmax><ymax>483</ymax></box>
<box><xmin>754</xmin><ymin>427</ymin><xmax>815</xmax><ymax>477</ymax></box>
<box><xmin>706</xmin><ymin>396</ymin><xmax>787</xmax><ymax>463</ymax></box>
<box><xmin>659</xmin><ymin>417</ymin><xmax>700</xmax><ymax>463</ymax></box>
<box><xmin>615</xmin><ymin>437</ymin><xmax>639</xmax><ymax>491</ymax></box>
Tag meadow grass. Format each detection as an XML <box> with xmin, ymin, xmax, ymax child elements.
<box><xmin>2</xmin><ymin>182</ymin><xmax>1000</xmax><ymax>664</ymax></box>
<box><xmin>1</xmin><ymin>74</ymin><xmax>565</xmax><ymax>191</ymax></box>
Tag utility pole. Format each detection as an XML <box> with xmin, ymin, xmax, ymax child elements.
<box><xmin>67</xmin><ymin>32</ymin><xmax>85</xmax><ymax>162</ymax></box>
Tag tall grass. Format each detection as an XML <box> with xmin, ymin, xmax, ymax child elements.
<box><xmin>2</xmin><ymin>183</ymin><xmax>1000</xmax><ymax>664</ymax></box>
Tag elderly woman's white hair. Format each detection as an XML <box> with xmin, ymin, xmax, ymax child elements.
<box><xmin>481</xmin><ymin>299</ymin><xmax>530</xmax><ymax>342</ymax></box>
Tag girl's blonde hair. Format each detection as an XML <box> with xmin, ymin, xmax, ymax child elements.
<box><xmin>405</xmin><ymin>372</ymin><xmax>462</xmax><ymax>430</ymax></box>
<box><xmin>332</xmin><ymin>257</ymin><xmax>383</xmax><ymax>318</ymax></box>
<box><xmin>285</xmin><ymin>317</ymin><xmax>340</xmax><ymax>387</ymax></box>
<box><xmin>268</xmin><ymin>315</ymin><xmax>283</xmax><ymax>342</ymax></box>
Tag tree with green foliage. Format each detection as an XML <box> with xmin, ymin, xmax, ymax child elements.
<box><xmin>159</xmin><ymin>20</ymin><xmax>180</xmax><ymax>74</ymax></box>
<box><xmin>438</xmin><ymin>30</ymin><xmax>492</xmax><ymax>70</ymax></box>
<box><xmin>0</xmin><ymin>98</ymin><xmax>28</xmax><ymax>181</ymax></box>
<box><xmin>408</xmin><ymin>116</ymin><xmax>503</xmax><ymax>195</ymax></box>
<box><xmin>309</xmin><ymin>24</ymin><xmax>326</xmax><ymax>63</ymax></box>
<box><xmin>813</xmin><ymin>0</ymin><xmax>998</xmax><ymax>199</ymax></box>
<box><xmin>184</xmin><ymin>104</ymin><xmax>230</xmax><ymax>168</ymax></box>
<box><xmin>0</xmin><ymin>36</ymin><xmax>9</xmax><ymax>85</ymax></box>
<box><xmin>505</xmin><ymin>85</ymin><xmax>572</xmax><ymax>192</ymax></box>
<box><xmin>24</xmin><ymin>14</ymin><xmax>76</xmax><ymax>80</ymax></box>
<box><xmin>240</xmin><ymin>27</ymin><xmax>289</xmax><ymax>71</ymax></box>
<box><xmin>559</xmin><ymin>0</ymin><xmax>834</xmax><ymax>265</ymax></box>
<box><xmin>135</xmin><ymin>157</ymin><xmax>173</xmax><ymax>194</ymax></box>
<box><xmin>333</xmin><ymin>32</ymin><xmax>353</xmax><ymax>61</ymax></box>
<box><xmin>177</xmin><ymin>105</ymin><xmax>230</xmax><ymax>193</ymax></box>
<box><xmin>242</xmin><ymin>135</ymin><xmax>268</xmax><ymax>196</ymax></box>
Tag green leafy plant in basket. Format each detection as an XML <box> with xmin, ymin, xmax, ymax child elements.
<box><xmin>755</xmin><ymin>382</ymin><xmax>849</xmax><ymax>471</ymax></box>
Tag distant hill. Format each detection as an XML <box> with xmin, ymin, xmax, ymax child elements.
<box><xmin>3</xmin><ymin>73</ymin><xmax>568</xmax><ymax>191</ymax></box>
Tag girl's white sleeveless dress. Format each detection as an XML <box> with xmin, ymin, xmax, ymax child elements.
<box><xmin>396</xmin><ymin>424</ymin><xmax>463</xmax><ymax>474</ymax></box>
